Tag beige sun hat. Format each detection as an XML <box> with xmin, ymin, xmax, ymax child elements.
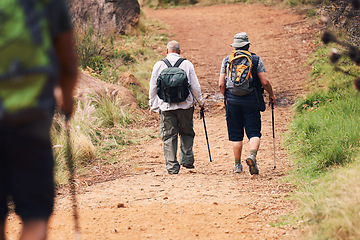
<box><xmin>230</xmin><ymin>32</ymin><xmax>252</xmax><ymax>48</ymax></box>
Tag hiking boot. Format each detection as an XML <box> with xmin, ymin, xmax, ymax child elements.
<box><xmin>246</xmin><ymin>154</ymin><xmax>259</xmax><ymax>175</ymax></box>
<box><xmin>233</xmin><ymin>163</ymin><xmax>243</xmax><ymax>173</ymax></box>
<box><xmin>182</xmin><ymin>163</ymin><xmax>195</xmax><ymax>169</ymax></box>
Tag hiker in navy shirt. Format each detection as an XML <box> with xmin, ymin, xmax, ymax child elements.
<box><xmin>0</xmin><ymin>1</ymin><xmax>77</xmax><ymax>239</ymax></box>
<box><xmin>219</xmin><ymin>32</ymin><xmax>276</xmax><ymax>175</ymax></box>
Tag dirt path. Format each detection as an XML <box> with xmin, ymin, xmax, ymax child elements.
<box><xmin>7</xmin><ymin>3</ymin><xmax>315</xmax><ymax>240</ymax></box>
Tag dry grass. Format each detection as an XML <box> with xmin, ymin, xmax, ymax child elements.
<box><xmin>299</xmin><ymin>158</ymin><xmax>360</xmax><ymax>239</ymax></box>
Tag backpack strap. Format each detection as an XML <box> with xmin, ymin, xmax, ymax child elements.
<box><xmin>227</xmin><ymin>50</ymin><xmax>253</xmax><ymax>81</ymax></box>
<box><xmin>161</xmin><ymin>58</ymin><xmax>173</xmax><ymax>68</ymax></box>
<box><xmin>161</xmin><ymin>57</ymin><xmax>186</xmax><ymax>68</ymax></box>
<box><xmin>250</xmin><ymin>53</ymin><xmax>261</xmax><ymax>89</ymax></box>
<box><xmin>174</xmin><ymin>58</ymin><xmax>186</xmax><ymax>67</ymax></box>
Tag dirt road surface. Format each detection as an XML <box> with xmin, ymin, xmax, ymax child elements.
<box><xmin>7</xmin><ymin>3</ymin><xmax>315</xmax><ymax>240</ymax></box>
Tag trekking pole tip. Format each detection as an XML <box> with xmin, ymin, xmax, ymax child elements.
<box><xmin>75</xmin><ymin>231</ymin><xmax>81</xmax><ymax>240</ymax></box>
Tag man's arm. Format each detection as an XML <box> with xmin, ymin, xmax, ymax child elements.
<box><xmin>54</xmin><ymin>30</ymin><xmax>78</xmax><ymax>116</ymax></box>
<box><xmin>258</xmin><ymin>72</ymin><xmax>276</xmax><ymax>104</ymax></box>
<box><xmin>218</xmin><ymin>57</ymin><xmax>227</xmax><ymax>96</ymax></box>
<box><xmin>149</xmin><ymin>62</ymin><xmax>162</xmax><ymax>113</ymax></box>
<box><xmin>219</xmin><ymin>73</ymin><xmax>226</xmax><ymax>96</ymax></box>
<box><xmin>188</xmin><ymin>62</ymin><xmax>204</xmax><ymax>107</ymax></box>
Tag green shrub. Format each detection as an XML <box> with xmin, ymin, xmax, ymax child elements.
<box><xmin>285</xmin><ymin>36</ymin><xmax>360</xmax><ymax>240</ymax></box>
<box><xmin>51</xmin><ymin>111</ymin><xmax>97</xmax><ymax>185</ymax></box>
<box><xmin>128</xmin><ymin>84</ymin><xmax>149</xmax><ymax>109</ymax></box>
<box><xmin>287</xmin><ymin>92</ymin><xmax>360</xmax><ymax>177</ymax></box>
<box><xmin>294</xmin><ymin>91</ymin><xmax>332</xmax><ymax>113</ymax></box>
<box><xmin>286</xmin><ymin>42</ymin><xmax>360</xmax><ymax>179</ymax></box>
<box><xmin>89</xmin><ymin>92</ymin><xmax>136</xmax><ymax>128</ymax></box>
<box><xmin>75</xmin><ymin>25</ymin><xmax>107</xmax><ymax>73</ymax></box>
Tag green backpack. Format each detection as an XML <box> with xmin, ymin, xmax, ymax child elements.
<box><xmin>156</xmin><ymin>58</ymin><xmax>190</xmax><ymax>103</ymax></box>
<box><xmin>0</xmin><ymin>0</ymin><xmax>55</xmax><ymax>123</ymax></box>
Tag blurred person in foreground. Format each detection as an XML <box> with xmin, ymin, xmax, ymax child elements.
<box><xmin>0</xmin><ymin>0</ymin><xmax>78</xmax><ymax>239</ymax></box>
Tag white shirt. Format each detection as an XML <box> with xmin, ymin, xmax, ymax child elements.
<box><xmin>149</xmin><ymin>53</ymin><xmax>204</xmax><ymax>112</ymax></box>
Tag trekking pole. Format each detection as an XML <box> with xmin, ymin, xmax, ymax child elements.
<box><xmin>65</xmin><ymin>115</ymin><xmax>81</xmax><ymax>240</ymax></box>
<box><xmin>270</xmin><ymin>101</ymin><xmax>276</xmax><ymax>169</ymax></box>
<box><xmin>200</xmin><ymin>107</ymin><xmax>212</xmax><ymax>162</ymax></box>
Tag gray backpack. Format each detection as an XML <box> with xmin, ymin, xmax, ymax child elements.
<box><xmin>156</xmin><ymin>58</ymin><xmax>189</xmax><ymax>103</ymax></box>
<box><xmin>225</xmin><ymin>50</ymin><xmax>254</xmax><ymax>96</ymax></box>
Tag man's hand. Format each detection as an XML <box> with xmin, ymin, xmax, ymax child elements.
<box><xmin>200</xmin><ymin>106</ymin><xmax>205</xmax><ymax>119</ymax></box>
<box><xmin>269</xmin><ymin>95</ymin><xmax>276</xmax><ymax>105</ymax></box>
<box><xmin>62</xmin><ymin>96</ymin><xmax>75</xmax><ymax>117</ymax></box>
<box><xmin>219</xmin><ymin>73</ymin><xmax>226</xmax><ymax>96</ymax></box>
<box><xmin>54</xmin><ymin>86</ymin><xmax>74</xmax><ymax>117</ymax></box>
<box><xmin>55</xmin><ymin>31</ymin><xmax>78</xmax><ymax>119</ymax></box>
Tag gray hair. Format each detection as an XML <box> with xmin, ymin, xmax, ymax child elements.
<box><xmin>167</xmin><ymin>40</ymin><xmax>180</xmax><ymax>53</ymax></box>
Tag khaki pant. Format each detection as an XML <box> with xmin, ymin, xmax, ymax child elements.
<box><xmin>160</xmin><ymin>107</ymin><xmax>195</xmax><ymax>174</ymax></box>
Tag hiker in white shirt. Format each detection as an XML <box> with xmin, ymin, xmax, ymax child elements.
<box><xmin>149</xmin><ymin>40</ymin><xmax>204</xmax><ymax>174</ymax></box>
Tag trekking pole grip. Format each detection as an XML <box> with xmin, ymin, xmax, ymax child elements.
<box><xmin>200</xmin><ymin>107</ymin><xmax>205</xmax><ymax>119</ymax></box>
<box><xmin>269</xmin><ymin>99</ymin><xmax>274</xmax><ymax>109</ymax></box>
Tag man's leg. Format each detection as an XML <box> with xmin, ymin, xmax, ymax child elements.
<box><xmin>233</xmin><ymin>141</ymin><xmax>243</xmax><ymax>173</ymax></box>
<box><xmin>233</xmin><ymin>141</ymin><xmax>243</xmax><ymax>161</ymax></box>
<box><xmin>20</xmin><ymin>219</ymin><xmax>48</xmax><ymax>240</ymax></box>
<box><xmin>226</xmin><ymin>103</ymin><xmax>245</xmax><ymax>173</ymax></box>
<box><xmin>0</xmin><ymin>220</ymin><xmax>5</xmax><ymax>240</ymax></box>
<box><xmin>178</xmin><ymin>108</ymin><xmax>195</xmax><ymax>168</ymax></box>
<box><xmin>245</xmin><ymin>137</ymin><xmax>261</xmax><ymax>174</ymax></box>
<box><xmin>9</xmin><ymin>118</ymin><xmax>55</xmax><ymax>238</ymax></box>
<box><xmin>179</xmin><ymin>134</ymin><xmax>194</xmax><ymax>168</ymax></box>
<box><xmin>249</xmin><ymin>137</ymin><xmax>260</xmax><ymax>154</ymax></box>
<box><xmin>160</xmin><ymin>111</ymin><xmax>180</xmax><ymax>174</ymax></box>
<box><xmin>244</xmin><ymin>107</ymin><xmax>262</xmax><ymax>175</ymax></box>
<box><xmin>0</xmin><ymin>125</ymin><xmax>8</xmax><ymax>240</ymax></box>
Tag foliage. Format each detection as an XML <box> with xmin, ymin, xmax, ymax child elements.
<box><xmin>286</xmin><ymin>43</ymin><xmax>360</xmax><ymax>178</ymax></box>
<box><xmin>89</xmin><ymin>91</ymin><xmax>138</xmax><ymax>128</ymax></box>
<box><xmin>319</xmin><ymin>0</ymin><xmax>360</xmax><ymax>92</ymax></box>
<box><xmin>322</xmin><ymin>0</ymin><xmax>360</xmax><ymax>45</ymax></box>
<box><xmin>75</xmin><ymin>25</ymin><xmax>136</xmax><ymax>77</ymax></box>
<box><xmin>285</xmin><ymin>40</ymin><xmax>360</xmax><ymax>239</ymax></box>
<box><xmin>287</xmin><ymin>93</ymin><xmax>360</xmax><ymax>177</ymax></box>
<box><xmin>51</xmin><ymin>111</ymin><xmax>97</xmax><ymax>185</ymax></box>
<box><xmin>52</xmin><ymin>91</ymin><xmax>149</xmax><ymax>185</ymax></box>
<box><xmin>74</xmin><ymin>12</ymin><xmax>168</xmax><ymax>109</ymax></box>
